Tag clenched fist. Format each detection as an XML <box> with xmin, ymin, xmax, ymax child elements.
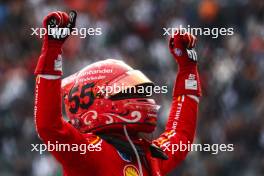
<box><xmin>43</xmin><ymin>11</ymin><xmax>77</xmax><ymax>41</ymax></box>
<box><xmin>169</xmin><ymin>31</ymin><xmax>198</xmax><ymax>64</ymax></box>
<box><xmin>35</xmin><ymin>11</ymin><xmax>77</xmax><ymax>76</ymax></box>
<box><xmin>168</xmin><ymin>31</ymin><xmax>202</xmax><ymax>97</ymax></box>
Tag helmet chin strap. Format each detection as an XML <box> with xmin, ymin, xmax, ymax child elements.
<box><xmin>123</xmin><ymin>125</ymin><xmax>143</xmax><ymax>176</ymax></box>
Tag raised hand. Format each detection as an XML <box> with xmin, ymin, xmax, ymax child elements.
<box><xmin>35</xmin><ymin>11</ymin><xmax>77</xmax><ymax>76</ymax></box>
<box><xmin>168</xmin><ymin>30</ymin><xmax>202</xmax><ymax>97</ymax></box>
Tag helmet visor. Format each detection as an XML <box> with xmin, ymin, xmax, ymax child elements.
<box><xmin>105</xmin><ymin>70</ymin><xmax>154</xmax><ymax>98</ymax></box>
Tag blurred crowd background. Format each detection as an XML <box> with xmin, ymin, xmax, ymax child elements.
<box><xmin>0</xmin><ymin>0</ymin><xmax>264</xmax><ymax>175</ymax></box>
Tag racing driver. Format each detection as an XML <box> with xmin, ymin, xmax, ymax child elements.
<box><xmin>34</xmin><ymin>11</ymin><xmax>202</xmax><ymax>176</ymax></box>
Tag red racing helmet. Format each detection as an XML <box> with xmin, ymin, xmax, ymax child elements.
<box><xmin>62</xmin><ymin>59</ymin><xmax>160</xmax><ymax>134</ymax></box>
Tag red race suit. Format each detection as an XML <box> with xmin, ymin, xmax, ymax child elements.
<box><xmin>34</xmin><ymin>11</ymin><xmax>201</xmax><ymax>176</ymax></box>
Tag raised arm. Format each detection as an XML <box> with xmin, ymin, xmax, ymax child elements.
<box><xmin>153</xmin><ymin>31</ymin><xmax>202</xmax><ymax>175</ymax></box>
<box><xmin>33</xmin><ymin>11</ymin><xmax>93</xmax><ymax>165</ymax></box>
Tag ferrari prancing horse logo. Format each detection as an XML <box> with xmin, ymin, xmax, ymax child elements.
<box><xmin>123</xmin><ymin>165</ymin><xmax>139</xmax><ymax>176</ymax></box>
